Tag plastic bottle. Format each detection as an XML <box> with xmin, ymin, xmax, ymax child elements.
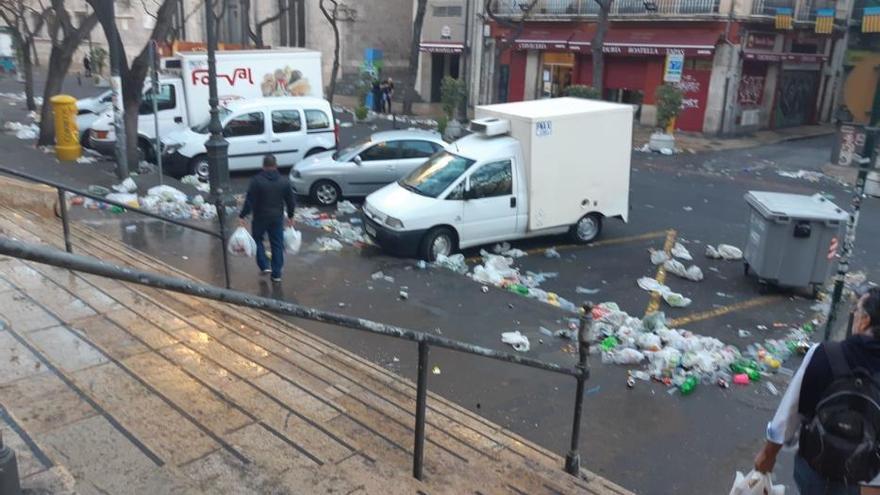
<box><xmin>679</xmin><ymin>376</ymin><xmax>697</xmax><ymax>395</ymax></box>
<box><xmin>600</xmin><ymin>336</ymin><xmax>618</xmax><ymax>352</ymax></box>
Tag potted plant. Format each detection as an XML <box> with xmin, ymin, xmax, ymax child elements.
<box><xmin>440</xmin><ymin>76</ymin><xmax>466</xmax><ymax>140</ymax></box>
<box><xmin>562</xmin><ymin>84</ymin><xmax>600</xmax><ymax>99</ymax></box>
<box><xmin>649</xmin><ymin>84</ymin><xmax>683</xmax><ymax>153</ymax></box>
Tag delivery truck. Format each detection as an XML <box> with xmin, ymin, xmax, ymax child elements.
<box><xmin>362</xmin><ymin>97</ymin><xmax>633</xmax><ymax>261</ymax></box>
<box><xmin>88</xmin><ymin>48</ymin><xmax>323</xmax><ymax>160</ymax></box>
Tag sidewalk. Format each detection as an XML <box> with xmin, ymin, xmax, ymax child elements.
<box><xmin>633</xmin><ymin>123</ymin><xmax>835</xmax><ymax>154</ymax></box>
<box><xmin>0</xmin><ymin>202</ymin><xmax>632</xmax><ymax>495</ymax></box>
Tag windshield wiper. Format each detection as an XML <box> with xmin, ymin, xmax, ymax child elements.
<box><xmin>399</xmin><ymin>181</ymin><xmax>429</xmax><ymax>197</ymax></box>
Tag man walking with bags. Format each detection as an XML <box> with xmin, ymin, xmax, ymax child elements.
<box><xmin>238</xmin><ymin>154</ymin><xmax>296</xmax><ymax>282</ymax></box>
<box><xmin>753</xmin><ymin>287</ymin><xmax>880</xmax><ymax>494</ymax></box>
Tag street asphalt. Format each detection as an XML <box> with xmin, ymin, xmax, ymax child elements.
<box><xmin>2</xmin><ymin>73</ymin><xmax>876</xmax><ymax>494</ymax></box>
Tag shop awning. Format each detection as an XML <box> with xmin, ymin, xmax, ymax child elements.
<box><xmin>512</xmin><ymin>27</ymin><xmax>573</xmax><ymax>50</ymax></box>
<box><xmin>569</xmin><ymin>26</ymin><xmax>720</xmax><ymax>57</ymax></box>
<box><xmin>743</xmin><ymin>51</ymin><xmax>827</xmax><ymax>63</ymax></box>
<box><xmin>420</xmin><ymin>42</ymin><xmax>464</xmax><ymax>53</ymax></box>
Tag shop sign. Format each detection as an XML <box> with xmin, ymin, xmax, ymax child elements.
<box><xmin>664</xmin><ymin>52</ymin><xmax>684</xmax><ymax>83</ymax></box>
<box><xmin>746</xmin><ymin>32</ymin><xmax>776</xmax><ymax>51</ymax></box>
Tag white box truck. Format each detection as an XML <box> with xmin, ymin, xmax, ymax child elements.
<box><xmin>88</xmin><ymin>48</ymin><xmax>323</xmax><ymax>160</ymax></box>
<box><xmin>362</xmin><ymin>97</ymin><xmax>633</xmax><ymax>260</ymax></box>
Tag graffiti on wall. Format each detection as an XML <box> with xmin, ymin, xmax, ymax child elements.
<box><xmin>676</xmin><ymin>74</ymin><xmax>701</xmax><ymax>110</ymax></box>
<box><xmin>738</xmin><ymin>75</ymin><xmax>765</xmax><ymax>106</ymax></box>
<box><xmin>776</xmin><ymin>70</ymin><xmax>818</xmax><ymax>127</ymax></box>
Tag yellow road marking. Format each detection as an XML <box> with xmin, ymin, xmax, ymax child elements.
<box><xmin>667</xmin><ymin>296</ymin><xmax>783</xmax><ymax>327</ymax></box>
<box><xmin>464</xmin><ymin>230</ymin><xmax>668</xmax><ymax>263</ymax></box>
<box><xmin>644</xmin><ymin>229</ymin><xmax>678</xmax><ymax>316</ymax></box>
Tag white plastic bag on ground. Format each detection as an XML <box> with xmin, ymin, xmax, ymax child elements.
<box><xmin>671</xmin><ymin>242</ymin><xmax>693</xmax><ymax>261</ymax></box>
<box><xmin>501</xmin><ymin>331</ymin><xmax>530</xmax><ymax>352</ymax></box>
<box><xmin>146</xmin><ymin>185</ymin><xmax>187</xmax><ymax>203</ymax></box>
<box><xmin>112</xmin><ymin>177</ymin><xmax>138</xmax><ymax>193</ymax></box>
<box><xmin>638</xmin><ymin>277</ymin><xmax>668</xmax><ymax>293</ymax></box>
<box><xmin>337</xmin><ymin>200</ymin><xmax>358</xmax><ymax>215</ymax></box>
<box><xmin>650</xmin><ymin>249</ymin><xmax>669</xmax><ymax>265</ymax></box>
<box><xmin>316</xmin><ymin>237</ymin><xmax>343</xmax><ymax>251</ymax></box>
<box><xmin>637</xmin><ymin>333</ymin><xmax>662</xmax><ymax>351</ymax></box>
<box><xmin>662</xmin><ymin>290</ymin><xmax>692</xmax><ymax>308</ymax></box>
<box><xmin>706</xmin><ymin>244</ymin><xmax>744</xmax><ymax>260</ymax></box>
<box><xmin>228</xmin><ymin>226</ymin><xmax>257</xmax><ymax>257</ymax></box>
<box><xmin>604</xmin><ymin>348</ymin><xmax>645</xmax><ymax>365</ymax></box>
<box><xmin>663</xmin><ymin>259</ymin><xmax>704</xmax><ymax>282</ymax></box>
<box><xmin>104</xmin><ymin>192</ymin><xmax>139</xmax><ymax>208</ymax></box>
<box><xmin>729</xmin><ymin>470</ymin><xmax>785</xmax><ymax>495</ymax></box>
<box><xmin>284</xmin><ymin>227</ymin><xmax>302</xmax><ymax>254</ymax></box>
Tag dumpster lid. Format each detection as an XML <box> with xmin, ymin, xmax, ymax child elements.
<box><xmin>745</xmin><ymin>191</ymin><xmax>848</xmax><ymax>222</ymax></box>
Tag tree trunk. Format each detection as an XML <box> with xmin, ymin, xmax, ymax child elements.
<box><xmin>327</xmin><ymin>19</ymin><xmax>340</xmax><ymax>103</ymax></box>
<box><xmin>591</xmin><ymin>1</ymin><xmax>610</xmax><ymax>94</ymax></box>
<box><xmin>403</xmin><ymin>0</ymin><xmax>428</xmax><ymax>115</ymax></box>
<box><xmin>22</xmin><ymin>41</ymin><xmax>35</xmax><ymax>111</ymax></box>
<box><xmin>122</xmin><ymin>95</ymin><xmax>141</xmax><ymax>169</ymax></box>
<box><xmin>38</xmin><ymin>48</ymin><xmax>72</xmax><ymax>146</ymax></box>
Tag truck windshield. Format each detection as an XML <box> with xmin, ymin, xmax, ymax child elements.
<box><xmin>399</xmin><ymin>151</ymin><xmax>474</xmax><ymax>198</ymax></box>
<box><xmin>192</xmin><ymin>108</ymin><xmax>232</xmax><ymax>134</ymax></box>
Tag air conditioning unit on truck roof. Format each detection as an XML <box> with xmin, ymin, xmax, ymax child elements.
<box><xmin>468</xmin><ymin>117</ymin><xmax>510</xmax><ymax>137</ymax></box>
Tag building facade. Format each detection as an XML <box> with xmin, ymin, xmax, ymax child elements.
<box><xmin>839</xmin><ymin>0</ymin><xmax>880</xmax><ymax>125</ymax></box>
<box><xmin>485</xmin><ymin>0</ymin><xmax>851</xmax><ymax>134</ymax></box>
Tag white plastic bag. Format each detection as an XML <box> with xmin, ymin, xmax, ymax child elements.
<box><xmin>284</xmin><ymin>227</ymin><xmax>302</xmax><ymax>255</ymax></box>
<box><xmin>729</xmin><ymin>470</ymin><xmax>785</xmax><ymax>495</ymax></box>
<box><xmin>112</xmin><ymin>177</ymin><xmax>138</xmax><ymax>193</ymax></box>
<box><xmin>501</xmin><ymin>331</ymin><xmax>530</xmax><ymax>352</ymax></box>
<box><xmin>228</xmin><ymin>226</ymin><xmax>257</xmax><ymax>257</ymax></box>
<box><xmin>671</xmin><ymin>242</ymin><xmax>693</xmax><ymax>261</ymax></box>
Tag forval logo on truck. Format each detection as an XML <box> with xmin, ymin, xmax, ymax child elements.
<box><xmin>191</xmin><ymin>68</ymin><xmax>254</xmax><ymax>86</ymax></box>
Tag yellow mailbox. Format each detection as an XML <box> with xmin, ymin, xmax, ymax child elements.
<box><xmin>50</xmin><ymin>94</ymin><xmax>81</xmax><ymax>161</ymax></box>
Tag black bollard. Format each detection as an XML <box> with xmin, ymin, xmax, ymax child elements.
<box><xmin>0</xmin><ymin>430</ymin><xmax>22</xmax><ymax>495</ymax></box>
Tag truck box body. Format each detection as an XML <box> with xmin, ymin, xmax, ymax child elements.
<box><xmin>474</xmin><ymin>98</ymin><xmax>632</xmax><ymax>231</ymax></box>
<box><xmin>175</xmin><ymin>48</ymin><xmax>323</xmax><ymax>126</ymax></box>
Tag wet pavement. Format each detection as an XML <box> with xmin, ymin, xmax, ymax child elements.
<box><xmin>54</xmin><ymin>133</ymin><xmax>880</xmax><ymax>494</ymax></box>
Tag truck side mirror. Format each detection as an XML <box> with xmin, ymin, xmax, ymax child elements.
<box><xmin>463</xmin><ymin>183</ymin><xmax>476</xmax><ymax>200</ymax></box>
<box><xmin>353</xmin><ymin>155</ymin><xmax>362</xmax><ymax>166</ymax></box>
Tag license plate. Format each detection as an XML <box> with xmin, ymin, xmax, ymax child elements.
<box><xmin>365</xmin><ymin>224</ymin><xmax>377</xmax><ymax>237</ymax></box>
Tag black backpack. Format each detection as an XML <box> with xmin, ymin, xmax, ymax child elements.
<box><xmin>799</xmin><ymin>342</ymin><xmax>880</xmax><ymax>483</ymax></box>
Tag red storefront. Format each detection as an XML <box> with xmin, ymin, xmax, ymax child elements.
<box><xmin>497</xmin><ymin>23</ymin><xmax>725</xmax><ymax>132</ymax></box>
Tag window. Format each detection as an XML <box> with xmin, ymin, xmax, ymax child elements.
<box><xmin>305</xmin><ymin>109</ymin><xmax>331</xmax><ymax>130</ymax></box>
<box><xmin>398</xmin><ymin>140</ymin><xmax>439</xmax><ymax>159</ymax></box>
<box><xmin>223</xmin><ymin>112</ymin><xmax>264</xmax><ymax>137</ymax></box>
<box><xmin>468</xmin><ymin>160</ymin><xmax>512</xmax><ymax>198</ymax></box>
<box><xmin>138</xmin><ymin>84</ymin><xmax>176</xmax><ymax>114</ymax></box>
<box><xmin>360</xmin><ymin>141</ymin><xmax>400</xmax><ymax>161</ymax></box>
<box><xmin>272</xmin><ymin>110</ymin><xmax>302</xmax><ymax>133</ymax></box>
<box><xmin>400</xmin><ymin>151</ymin><xmax>474</xmax><ymax>198</ymax></box>
<box><xmin>433</xmin><ymin>5</ymin><xmax>462</xmax><ymax>16</ymax></box>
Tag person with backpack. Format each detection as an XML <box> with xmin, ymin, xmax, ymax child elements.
<box><xmin>754</xmin><ymin>286</ymin><xmax>880</xmax><ymax>494</ymax></box>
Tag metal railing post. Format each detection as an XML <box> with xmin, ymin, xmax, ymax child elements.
<box><xmin>564</xmin><ymin>302</ymin><xmax>593</xmax><ymax>476</ymax></box>
<box><xmin>215</xmin><ymin>198</ymin><xmax>231</xmax><ymax>289</ymax></box>
<box><xmin>413</xmin><ymin>340</ymin><xmax>429</xmax><ymax>480</ymax></box>
<box><xmin>0</xmin><ymin>430</ymin><xmax>22</xmax><ymax>495</ymax></box>
<box><xmin>56</xmin><ymin>189</ymin><xmax>72</xmax><ymax>253</ymax></box>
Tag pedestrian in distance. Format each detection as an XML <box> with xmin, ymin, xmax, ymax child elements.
<box><xmin>371</xmin><ymin>79</ymin><xmax>382</xmax><ymax>113</ymax></box>
<box><xmin>238</xmin><ymin>154</ymin><xmax>296</xmax><ymax>282</ymax></box>
<box><xmin>754</xmin><ymin>286</ymin><xmax>880</xmax><ymax>495</ymax></box>
<box><xmin>382</xmin><ymin>77</ymin><xmax>394</xmax><ymax>114</ymax></box>
<box><xmin>83</xmin><ymin>53</ymin><xmax>92</xmax><ymax>78</ymax></box>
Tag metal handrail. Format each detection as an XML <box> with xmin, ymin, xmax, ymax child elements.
<box><xmin>0</xmin><ymin>235</ymin><xmax>593</xmax><ymax>481</ymax></box>
<box><xmin>0</xmin><ymin>165</ymin><xmax>232</xmax><ymax>288</ymax></box>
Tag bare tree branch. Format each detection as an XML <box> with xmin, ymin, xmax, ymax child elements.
<box><xmin>141</xmin><ymin>0</ymin><xmax>159</xmax><ymax>20</ymax></box>
<box><xmin>319</xmin><ymin>0</ymin><xmax>341</xmax><ymax>102</ymax></box>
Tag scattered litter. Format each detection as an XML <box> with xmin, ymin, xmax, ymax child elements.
<box><xmin>481</xmin><ymin>286</ymin><xmax>489</xmax><ymax>293</ymax></box>
<box><xmin>3</xmin><ymin>121</ymin><xmax>38</xmax><ymax>139</ymax></box>
<box><xmin>671</xmin><ymin>242</ymin><xmax>693</xmax><ymax>261</ymax></box>
<box><xmin>738</xmin><ymin>330</ymin><xmax>752</xmax><ymax>338</ymax></box>
<box><xmin>181</xmin><ymin>256</ymin><xmax>189</xmax><ymax>260</ymax></box>
<box><xmin>316</xmin><ymin>237</ymin><xmax>343</xmax><ymax>251</ymax></box>
<box><xmin>112</xmin><ymin>177</ymin><xmax>138</xmax><ymax>193</ymax></box>
<box><xmin>576</xmin><ymin>286</ymin><xmax>600</xmax><ymax>295</ymax></box>
<box><xmin>650</xmin><ymin>249</ymin><xmax>670</xmax><ymax>265</ymax></box>
<box><xmin>585</xmin><ymin>385</ymin><xmax>601</xmax><ymax>395</ymax></box>
<box><xmin>493</xmin><ymin>242</ymin><xmax>527</xmax><ymax>258</ymax></box>
<box><xmin>104</xmin><ymin>192</ymin><xmax>139</xmax><ymax>207</ymax></box>
<box><xmin>75</xmin><ymin>155</ymin><xmax>97</xmax><ymax>164</ymax></box>
<box><xmin>733</xmin><ymin>373</ymin><xmax>750</xmax><ymax>385</ymax></box>
<box><xmin>501</xmin><ymin>331</ymin><xmax>530</xmax><ymax>352</ymax></box>
<box><xmin>662</xmin><ymin>291</ymin><xmax>692</xmax><ymax>308</ymax></box>
<box><xmin>544</xmin><ymin>247</ymin><xmax>561</xmax><ymax>259</ymax></box>
<box><xmin>756</xmin><ymin>325</ymin><xmax>768</xmax><ymax>331</ymax></box>
<box><xmin>778</xmin><ymin>169</ymin><xmax>825</xmax><ymax>183</ymax></box>
<box><xmin>716</xmin><ymin>292</ymin><xmax>733</xmax><ymax>298</ymax></box>
<box><xmin>682</xmin><ymin>206</ymin><xmax>693</xmax><ymax>212</ymax></box>
<box><xmin>638</xmin><ymin>277</ymin><xmax>667</xmax><ymax>293</ymax></box>
<box><xmin>539</xmin><ymin>327</ymin><xmax>554</xmax><ymax>337</ymax></box>
<box><xmin>663</xmin><ymin>259</ymin><xmax>704</xmax><ymax>282</ymax></box>
<box><xmin>765</xmin><ymin>382</ymin><xmax>779</xmax><ymax>396</ymax></box>
<box><xmin>705</xmin><ymin>244</ymin><xmax>743</xmax><ymax>260</ymax></box>
<box><xmin>125</xmin><ymin>225</ymin><xmax>137</xmax><ymax>232</ymax></box>
<box><xmin>433</xmin><ymin>253</ymin><xmax>468</xmax><ymax>274</ymax></box>
<box><xmin>181</xmin><ymin>175</ymin><xmax>210</xmax><ymax>193</ymax></box>
<box><xmin>294</xmin><ymin>207</ymin><xmax>370</xmax><ymax>246</ymax></box>
<box><xmin>146</xmin><ymin>185</ymin><xmax>187</xmax><ymax>202</ymax></box>
<box><xmin>603</xmin><ymin>348</ymin><xmax>645</xmax><ymax>365</ymax></box>
<box><xmin>399</xmin><ymin>290</ymin><xmax>409</xmax><ymax>300</ymax></box>
<box><xmin>432</xmin><ymin>365</ymin><xmax>441</xmax><ymax>375</ymax></box>
<box><xmin>629</xmin><ymin>370</ymin><xmax>651</xmax><ymax>381</ymax></box>
<box><xmin>471</xmin><ymin>250</ymin><xmax>577</xmax><ymax>312</ymax></box>
<box><xmin>660</xmin><ymin>148</ymin><xmax>673</xmax><ymax>156</ymax></box>
<box><xmin>137</xmin><ymin>161</ymin><xmax>157</xmax><ymax>175</ymax></box>
<box><xmin>337</xmin><ymin>200</ymin><xmax>358</xmax><ymax>215</ymax></box>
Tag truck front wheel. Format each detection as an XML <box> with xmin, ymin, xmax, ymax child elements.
<box><xmin>420</xmin><ymin>227</ymin><xmax>456</xmax><ymax>262</ymax></box>
<box><xmin>570</xmin><ymin>213</ymin><xmax>602</xmax><ymax>244</ymax></box>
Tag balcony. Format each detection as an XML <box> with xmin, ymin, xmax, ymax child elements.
<box><xmin>795</xmin><ymin>0</ymin><xmax>836</xmax><ymax>20</ymax></box>
<box><xmin>491</xmin><ymin>0</ymin><xmax>721</xmax><ymax>17</ymax></box>
<box><xmin>749</xmin><ymin>0</ymin><xmax>796</xmax><ymax>16</ymax></box>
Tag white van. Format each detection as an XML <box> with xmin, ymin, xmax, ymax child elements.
<box><xmin>362</xmin><ymin>98</ymin><xmax>632</xmax><ymax>260</ymax></box>
<box><xmin>160</xmin><ymin>97</ymin><xmax>336</xmax><ymax>178</ymax></box>
<box><xmin>88</xmin><ymin>48</ymin><xmax>323</xmax><ymax>160</ymax></box>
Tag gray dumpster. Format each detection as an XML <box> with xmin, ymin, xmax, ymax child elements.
<box><xmin>744</xmin><ymin>191</ymin><xmax>848</xmax><ymax>293</ymax></box>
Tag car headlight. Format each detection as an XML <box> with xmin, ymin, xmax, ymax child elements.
<box><xmin>291</xmin><ymin>169</ymin><xmax>301</xmax><ymax>179</ymax></box>
<box><xmin>385</xmin><ymin>216</ymin><xmax>404</xmax><ymax>229</ymax></box>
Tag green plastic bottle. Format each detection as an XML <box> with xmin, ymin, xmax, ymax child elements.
<box><xmin>110</xmin><ymin>205</ymin><xmax>125</xmax><ymax>214</ymax></box>
<box><xmin>600</xmin><ymin>336</ymin><xmax>618</xmax><ymax>352</ymax></box>
<box><xmin>746</xmin><ymin>367</ymin><xmax>761</xmax><ymax>382</ymax></box>
<box><xmin>508</xmin><ymin>284</ymin><xmax>529</xmax><ymax>295</ymax></box>
<box><xmin>679</xmin><ymin>376</ymin><xmax>697</xmax><ymax>395</ymax></box>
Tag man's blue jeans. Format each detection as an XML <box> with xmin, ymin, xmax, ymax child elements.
<box><xmin>252</xmin><ymin>216</ymin><xmax>284</xmax><ymax>278</ymax></box>
<box><xmin>794</xmin><ymin>454</ymin><xmax>860</xmax><ymax>495</ymax></box>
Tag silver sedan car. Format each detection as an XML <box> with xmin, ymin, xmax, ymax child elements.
<box><xmin>290</xmin><ymin>130</ymin><xmax>446</xmax><ymax>205</ymax></box>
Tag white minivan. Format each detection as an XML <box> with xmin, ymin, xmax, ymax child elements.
<box><xmin>362</xmin><ymin>98</ymin><xmax>633</xmax><ymax>260</ymax></box>
<box><xmin>160</xmin><ymin>97</ymin><xmax>337</xmax><ymax>178</ymax></box>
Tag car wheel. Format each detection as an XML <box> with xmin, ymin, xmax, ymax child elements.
<box><xmin>305</xmin><ymin>148</ymin><xmax>326</xmax><ymax>157</ymax></box>
<box><xmin>570</xmin><ymin>213</ymin><xmax>602</xmax><ymax>244</ymax></box>
<box><xmin>420</xmin><ymin>227</ymin><xmax>456</xmax><ymax>262</ymax></box>
<box><xmin>311</xmin><ymin>180</ymin><xmax>341</xmax><ymax>206</ymax></box>
<box><xmin>189</xmin><ymin>154</ymin><xmax>210</xmax><ymax>181</ymax></box>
